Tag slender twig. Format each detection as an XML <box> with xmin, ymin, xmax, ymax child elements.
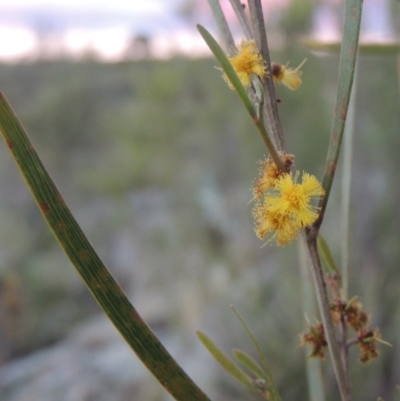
<box><xmin>340</xmin><ymin>308</ymin><xmax>349</xmax><ymax>372</ymax></box>
<box><xmin>314</xmin><ymin>0</ymin><xmax>363</xmax><ymax>229</ymax></box>
<box><xmin>228</xmin><ymin>0</ymin><xmax>254</xmax><ymax>40</ymax></box>
<box><xmin>331</xmin><ymin>276</ymin><xmax>350</xmax><ymax>373</ymax></box>
<box><xmin>327</xmin><ymin>273</ymin><xmax>349</xmax><ymax>375</ymax></box>
<box><xmin>247</xmin><ymin>0</ymin><xmax>285</xmax><ymax>151</ymax></box>
<box><xmin>207</xmin><ymin>0</ymin><xmax>235</xmax><ymax>52</ymax></box>
<box><xmin>304</xmin><ymin>235</ymin><xmax>352</xmax><ymax>401</ymax></box>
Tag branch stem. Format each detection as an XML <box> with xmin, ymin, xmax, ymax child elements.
<box><xmin>304</xmin><ymin>235</ymin><xmax>352</xmax><ymax>401</ymax></box>
<box><xmin>247</xmin><ymin>0</ymin><xmax>285</xmax><ymax>151</ymax></box>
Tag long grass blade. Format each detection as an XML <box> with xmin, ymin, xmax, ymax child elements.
<box><xmin>0</xmin><ymin>92</ymin><xmax>212</xmax><ymax>401</ymax></box>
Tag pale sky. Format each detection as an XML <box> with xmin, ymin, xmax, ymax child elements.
<box><xmin>0</xmin><ymin>0</ymin><xmax>174</xmax><ymax>13</ymax></box>
<box><xmin>0</xmin><ymin>0</ymin><xmax>199</xmax><ymax>61</ymax></box>
<box><xmin>0</xmin><ymin>0</ymin><xmax>394</xmax><ymax>62</ymax></box>
<box><xmin>0</xmin><ymin>0</ymin><xmax>288</xmax><ymax>62</ymax></box>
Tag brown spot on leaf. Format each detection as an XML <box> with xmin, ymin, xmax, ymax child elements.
<box><xmin>90</xmin><ymin>278</ymin><xmax>101</xmax><ymax>289</ymax></box>
<box><xmin>5</xmin><ymin>139</ymin><xmax>13</xmax><ymax>149</ymax></box>
<box><xmin>39</xmin><ymin>202</ymin><xmax>50</xmax><ymax>214</ymax></box>
<box><xmin>330</xmin><ymin>162</ymin><xmax>337</xmax><ymax>176</ymax></box>
<box><xmin>78</xmin><ymin>249</ymin><xmax>91</xmax><ymax>262</ymax></box>
<box><xmin>341</xmin><ymin>97</ymin><xmax>348</xmax><ymax>122</ymax></box>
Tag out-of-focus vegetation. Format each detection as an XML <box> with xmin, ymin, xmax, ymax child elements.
<box><xmin>0</xmin><ymin>46</ymin><xmax>399</xmax><ymax>400</ymax></box>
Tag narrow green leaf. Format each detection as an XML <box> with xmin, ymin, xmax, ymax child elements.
<box><xmin>232</xmin><ymin>349</ymin><xmax>266</xmax><ymax>380</ymax></box>
<box><xmin>317</xmin><ymin>234</ymin><xmax>340</xmax><ymax>274</ymax></box>
<box><xmin>196</xmin><ymin>331</ymin><xmax>253</xmax><ymax>388</ymax></box>
<box><xmin>0</xmin><ymin>93</ymin><xmax>212</xmax><ymax>401</ymax></box>
<box><xmin>206</xmin><ymin>0</ymin><xmax>235</xmax><ymax>51</ymax></box>
<box><xmin>316</xmin><ymin>0</ymin><xmax>363</xmax><ymax>228</ymax></box>
<box><xmin>230</xmin><ymin>306</ymin><xmax>281</xmax><ymax>401</ymax></box>
<box><xmin>197</xmin><ymin>24</ymin><xmax>255</xmax><ymax>118</ymax></box>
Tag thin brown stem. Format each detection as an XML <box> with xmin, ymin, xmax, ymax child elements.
<box><xmin>327</xmin><ymin>274</ymin><xmax>349</xmax><ymax>372</ymax></box>
<box><xmin>304</xmin><ymin>235</ymin><xmax>352</xmax><ymax>401</ymax></box>
<box><xmin>247</xmin><ymin>0</ymin><xmax>285</xmax><ymax>151</ymax></box>
<box><xmin>340</xmin><ymin>308</ymin><xmax>349</xmax><ymax>372</ymax></box>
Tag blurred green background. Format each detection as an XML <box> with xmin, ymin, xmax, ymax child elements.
<box><xmin>1</xmin><ymin>11</ymin><xmax>400</xmax><ymax>401</ymax></box>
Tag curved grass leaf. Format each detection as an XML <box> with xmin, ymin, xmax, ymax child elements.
<box><xmin>197</xmin><ymin>24</ymin><xmax>254</xmax><ymax>119</ymax></box>
<box><xmin>196</xmin><ymin>331</ymin><xmax>253</xmax><ymax>389</ymax></box>
<box><xmin>232</xmin><ymin>349</ymin><xmax>266</xmax><ymax>380</ymax></box>
<box><xmin>230</xmin><ymin>306</ymin><xmax>281</xmax><ymax>401</ymax></box>
<box><xmin>0</xmin><ymin>92</ymin><xmax>211</xmax><ymax>401</ymax></box>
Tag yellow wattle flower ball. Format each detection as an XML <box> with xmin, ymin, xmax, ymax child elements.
<box><xmin>223</xmin><ymin>40</ymin><xmax>267</xmax><ymax>89</ymax></box>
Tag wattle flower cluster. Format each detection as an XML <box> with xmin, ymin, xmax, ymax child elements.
<box><xmin>252</xmin><ymin>154</ymin><xmax>324</xmax><ymax>246</ymax></box>
<box><xmin>221</xmin><ymin>39</ymin><xmax>305</xmax><ymax>92</ymax></box>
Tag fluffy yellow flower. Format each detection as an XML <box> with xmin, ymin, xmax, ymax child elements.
<box><xmin>252</xmin><ymin>152</ymin><xmax>295</xmax><ymax>199</ymax></box>
<box><xmin>224</xmin><ymin>40</ymin><xmax>267</xmax><ymax>89</ymax></box>
<box><xmin>271</xmin><ymin>59</ymin><xmax>306</xmax><ymax>91</ymax></box>
<box><xmin>266</xmin><ymin>172</ymin><xmax>325</xmax><ymax>227</ymax></box>
<box><xmin>253</xmin><ymin>202</ymin><xmax>300</xmax><ymax>246</ymax></box>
